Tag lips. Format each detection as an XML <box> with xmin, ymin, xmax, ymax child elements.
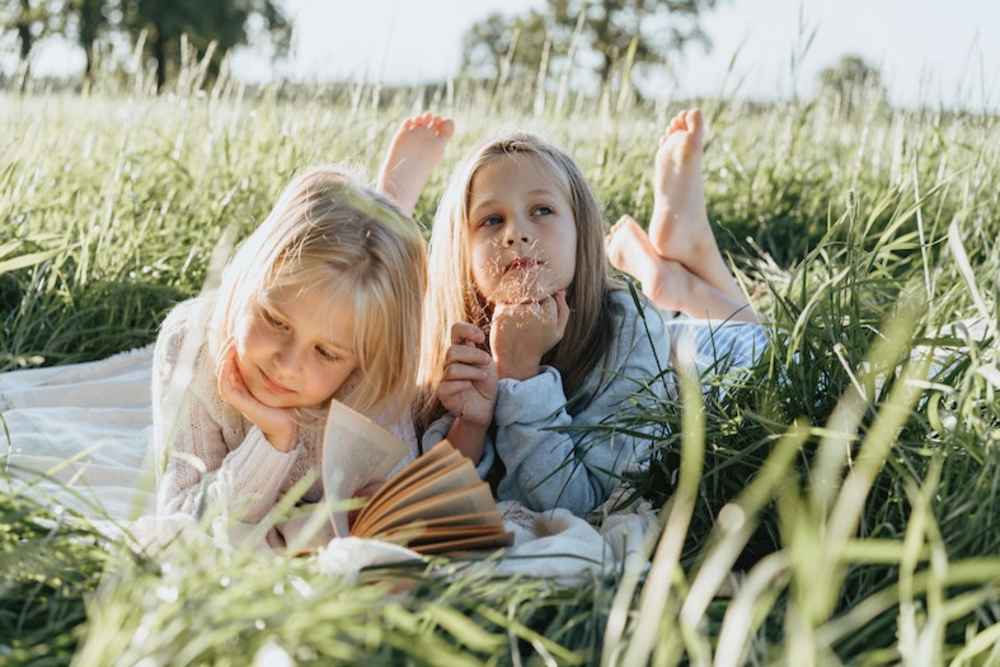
<box><xmin>258</xmin><ymin>366</ymin><xmax>294</xmax><ymax>394</ymax></box>
<box><xmin>504</xmin><ymin>257</ymin><xmax>543</xmax><ymax>273</ymax></box>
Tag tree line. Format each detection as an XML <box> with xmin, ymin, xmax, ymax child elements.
<box><xmin>2</xmin><ymin>0</ymin><xmax>289</xmax><ymax>90</ymax></box>
<box><xmin>3</xmin><ymin>0</ymin><xmax>886</xmax><ymax>113</ymax></box>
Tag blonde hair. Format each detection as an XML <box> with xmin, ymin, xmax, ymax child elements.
<box><xmin>210</xmin><ymin>165</ymin><xmax>426</xmax><ymax>419</ymax></box>
<box><xmin>418</xmin><ymin>133</ymin><xmax>621</xmax><ymax>425</ymax></box>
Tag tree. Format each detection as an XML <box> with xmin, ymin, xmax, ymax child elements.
<box><xmin>71</xmin><ymin>0</ymin><xmax>114</xmax><ymax>78</ymax></box>
<box><xmin>460</xmin><ymin>0</ymin><xmax>726</xmax><ymax>88</ymax></box>
<box><xmin>460</xmin><ymin>11</ymin><xmax>550</xmax><ymax>82</ymax></box>
<box><xmin>818</xmin><ymin>55</ymin><xmax>889</xmax><ymax>116</ymax></box>
<box><xmin>0</xmin><ymin>0</ymin><xmax>61</xmax><ymax>61</ymax></box>
<box><xmin>120</xmin><ymin>0</ymin><xmax>291</xmax><ymax>92</ymax></box>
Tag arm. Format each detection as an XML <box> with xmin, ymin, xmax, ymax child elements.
<box><xmin>661</xmin><ymin>316</ymin><xmax>769</xmax><ymax>399</ymax></box>
<box><xmin>152</xmin><ymin>308</ymin><xmax>302</xmax><ymax>523</ymax></box>
<box><xmin>490</xmin><ymin>295</ymin><xmax>670</xmax><ymax>514</ymax></box>
<box><xmin>446</xmin><ymin>418</ymin><xmax>490</xmax><ymax>465</ymax></box>
<box><xmin>422</xmin><ymin>413</ymin><xmax>496</xmax><ymax>477</ymax></box>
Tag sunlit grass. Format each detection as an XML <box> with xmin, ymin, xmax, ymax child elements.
<box><xmin>1</xmin><ymin>59</ymin><xmax>998</xmax><ymax>664</ymax></box>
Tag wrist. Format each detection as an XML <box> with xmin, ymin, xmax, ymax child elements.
<box><xmin>494</xmin><ymin>354</ymin><xmax>541</xmax><ymax>381</ymax></box>
<box><xmin>446</xmin><ymin>418</ymin><xmax>489</xmax><ymax>464</ymax></box>
<box><xmin>264</xmin><ymin>426</ymin><xmax>299</xmax><ymax>453</ymax></box>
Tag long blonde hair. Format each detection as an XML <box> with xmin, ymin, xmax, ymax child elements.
<box><xmin>418</xmin><ymin>133</ymin><xmax>621</xmax><ymax>425</ymax></box>
<box><xmin>210</xmin><ymin>165</ymin><xmax>426</xmax><ymax>419</ymax></box>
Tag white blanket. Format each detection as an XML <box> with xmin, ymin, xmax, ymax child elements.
<box><xmin>0</xmin><ymin>347</ymin><xmax>658</xmax><ymax>582</ymax></box>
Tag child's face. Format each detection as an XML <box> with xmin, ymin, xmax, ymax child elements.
<box><xmin>233</xmin><ymin>284</ymin><xmax>358</xmax><ymax>409</ymax></box>
<box><xmin>466</xmin><ymin>154</ymin><xmax>577</xmax><ymax>305</ymax></box>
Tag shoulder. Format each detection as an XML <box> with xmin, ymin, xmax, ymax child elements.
<box><xmin>604</xmin><ymin>288</ymin><xmax>667</xmax><ymax>361</ymax></box>
<box><xmin>153</xmin><ymin>296</ymin><xmax>218</xmax><ymax>392</ymax></box>
<box><xmin>570</xmin><ymin>288</ymin><xmax>668</xmax><ymax>406</ymax></box>
<box><xmin>156</xmin><ymin>297</ymin><xmax>213</xmax><ymax>355</ymax></box>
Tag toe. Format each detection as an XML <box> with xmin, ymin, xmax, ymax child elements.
<box><xmin>686</xmin><ymin>109</ymin><xmax>704</xmax><ymax>139</ymax></box>
<box><xmin>437</xmin><ymin>118</ymin><xmax>455</xmax><ymax>138</ymax></box>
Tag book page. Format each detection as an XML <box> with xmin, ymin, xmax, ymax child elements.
<box><xmin>355</xmin><ymin>458</ymin><xmax>478</xmax><ymax>535</ymax></box>
<box><xmin>357</xmin><ymin>441</ymin><xmax>463</xmax><ymax>527</ymax></box>
<box><xmin>380</xmin><ymin>524</ymin><xmax>507</xmax><ymax>546</ymax></box>
<box><xmin>355</xmin><ymin>448</ymin><xmax>465</xmax><ymax>533</ymax></box>
<box><xmin>383</xmin><ymin>510</ymin><xmax>505</xmax><ymax>531</ymax></box>
<box><xmin>322</xmin><ymin>399</ymin><xmax>412</xmax><ymax>537</ymax></box>
<box><xmin>412</xmin><ymin>532</ymin><xmax>514</xmax><ymax>555</ymax></box>
<box><xmin>369</xmin><ymin>511</ymin><xmax>506</xmax><ymax>544</ymax></box>
<box><xmin>365</xmin><ymin>481</ymin><xmax>497</xmax><ymax>536</ymax></box>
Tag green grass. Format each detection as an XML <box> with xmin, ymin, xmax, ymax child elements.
<box><xmin>1</xmin><ymin>66</ymin><xmax>999</xmax><ymax>665</ymax></box>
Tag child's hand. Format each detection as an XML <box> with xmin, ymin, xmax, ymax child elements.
<box><xmin>217</xmin><ymin>344</ymin><xmax>299</xmax><ymax>453</ymax></box>
<box><xmin>438</xmin><ymin>322</ymin><xmax>498</xmax><ymax>426</ymax></box>
<box><xmin>491</xmin><ymin>290</ymin><xmax>570</xmax><ymax>380</ymax></box>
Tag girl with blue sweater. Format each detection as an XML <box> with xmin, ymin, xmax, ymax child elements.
<box><xmin>417</xmin><ymin>109</ymin><xmax>767</xmax><ymax>515</ymax></box>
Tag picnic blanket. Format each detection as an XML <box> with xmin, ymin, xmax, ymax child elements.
<box><xmin>0</xmin><ymin>345</ymin><xmax>658</xmax><ymax>582</ymax></box>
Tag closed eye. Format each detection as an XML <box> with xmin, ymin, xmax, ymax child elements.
<box><xmin>316</xmin><ymin>346</ymin><xmax>340</xmax><ymax>362</ymax></box>
<box><xmin>262</xmin><ymin>309</ymin><xmax>290</xmax><ymax>332</ymax></box>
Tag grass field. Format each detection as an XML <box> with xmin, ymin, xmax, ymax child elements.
<box><xmin>2</xmin><ymin>66</ymin><xmax>999</xmax><ymax>665</ymax></box>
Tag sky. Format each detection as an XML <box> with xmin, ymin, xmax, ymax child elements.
<box><xmin>10</xmin><ymin>0</ymin><xmax>1000</xmax><ymax>111</ymax></box>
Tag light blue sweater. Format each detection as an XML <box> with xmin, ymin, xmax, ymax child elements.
<box><xmin>422</xmin><ymin>289</ymin><xmax>768</xmax><ymax>515</ymax></box>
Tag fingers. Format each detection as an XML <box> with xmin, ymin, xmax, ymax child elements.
<box><xmin>216</xmin><ymin>344</ymin><xmax>258</xmax><ymax>421</ymax></box>
<box><xmin>443</xmin><ymin>362</ymin><xmax>489</xmax><ymax>382</ymax></box>
<box><xmin>445</xmin><ymin>343</ymin><xmax>492</xmax><ymax>367</ymax></box>
<box><xmin>217</xmin><ymin>344</ymin><xmax>239</xmax><ymax>399</ymax></box>
<box><xmin>438</xmin><ymin>380</ymin><xmax>473</xmax><ymax>419</ymax></box>
<box><xmin>496</xmin><ymin>290</ymin><xmax>571</xmax><ymax>335</ymax></box>
<box><xmin>451</xmin><ymin>321</ymin><xmax>485</xmax><ymax>346</ymax></box>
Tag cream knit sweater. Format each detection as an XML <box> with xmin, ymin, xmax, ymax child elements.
<box><xmin>152</xmin><ymin>297</ymin><xmax>418</xmax><ymax>525</ymax></box>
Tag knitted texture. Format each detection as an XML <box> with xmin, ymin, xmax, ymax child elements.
<box><xmin>152</xmin><ymin>298</ymin><xmax>417</xmax><ymax>523</ymax></box>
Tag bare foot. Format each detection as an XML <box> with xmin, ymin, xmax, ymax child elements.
<box><xmin>606</xmin><ymin>215</ymin><xmax>690</xmax><ymax>313</ymax></box>
<box><xmin>649</xmin><ymin>109</ymin><xmax>714</xmax><ymax>264</ymax></box>
<box><xmin>377</xmin><ymin>112</ymin><xmax>455</xmax><ymax>218</ymax></box>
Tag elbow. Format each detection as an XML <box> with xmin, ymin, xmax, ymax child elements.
<box><xmin>520</xmin><ymin>478</ymin><xmax>602</xmax><ymax>516</ymax></box>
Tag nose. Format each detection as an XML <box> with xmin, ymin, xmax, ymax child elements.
<box><xmin>272</xmin><ymin>345</ymin><xmax>302</xmax><ymax>379</ymax></box>
<box><xmin>502</xmin><ymin>214</ymin><xmax>532</xmax><ymax>247</ymax></box>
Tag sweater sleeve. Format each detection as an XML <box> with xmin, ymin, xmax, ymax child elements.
<box><xmin>489</xmin><ymin>291</ymin><xmax>671</xmax><ymax>514</ymax></box>
<box><xmin>421</xmin><ymin>412</ymin><xmax>497</xmax><ymax>478</ymax></box>
<box><xmin>152</xmin><ymin>301</ymin><xmax>302</xmax><ymax>523</ymax></box>
<box><xmin>661</xmin><ymin>315</ymin><xmax>769</xmax><ymax>399</ymax></box>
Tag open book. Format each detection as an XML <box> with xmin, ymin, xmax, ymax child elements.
<box><xmin>315</xmin><ymin>400</ymin><xmax>513</xmax><ymax>555</ymax></box>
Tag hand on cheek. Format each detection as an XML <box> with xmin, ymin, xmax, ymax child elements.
<box><xmin>217</xmin><ymin>343</ymin><xmax>299</xmax><ymax>453</ymax></box>
<box><xmin>491</xmin><ymin>289</ymin><xmax>570</xmax><ymax>380</ymax></box>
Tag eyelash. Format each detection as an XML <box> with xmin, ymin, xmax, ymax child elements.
<box><xmin>316</xmin><ymin>347</ymin><xmax>339</xmax><ymax>362</ymax></box>
<box><xmin>480</xmin><ymin>206</ymin><xmax>553</xmax><ymax>227</ymax></box>
<box><xmin>263</xmin><ymin>309</ymin><xmax>339</xmax><ymax>361</ymax></box>
<box><xmin>262</xmin><ymin>309</ymin><xmax>289</xmax><ymax>332</ymax></box>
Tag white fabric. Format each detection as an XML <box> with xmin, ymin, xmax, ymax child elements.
<box><xmin>1</xmin><ymin>345</ymin><xmax>158</xmax><ymax>522</ymax></box>
<box><xmin>0</xmin><ymin>348</ymin><xmax>659</xmax><ymax>582</ymax></box>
